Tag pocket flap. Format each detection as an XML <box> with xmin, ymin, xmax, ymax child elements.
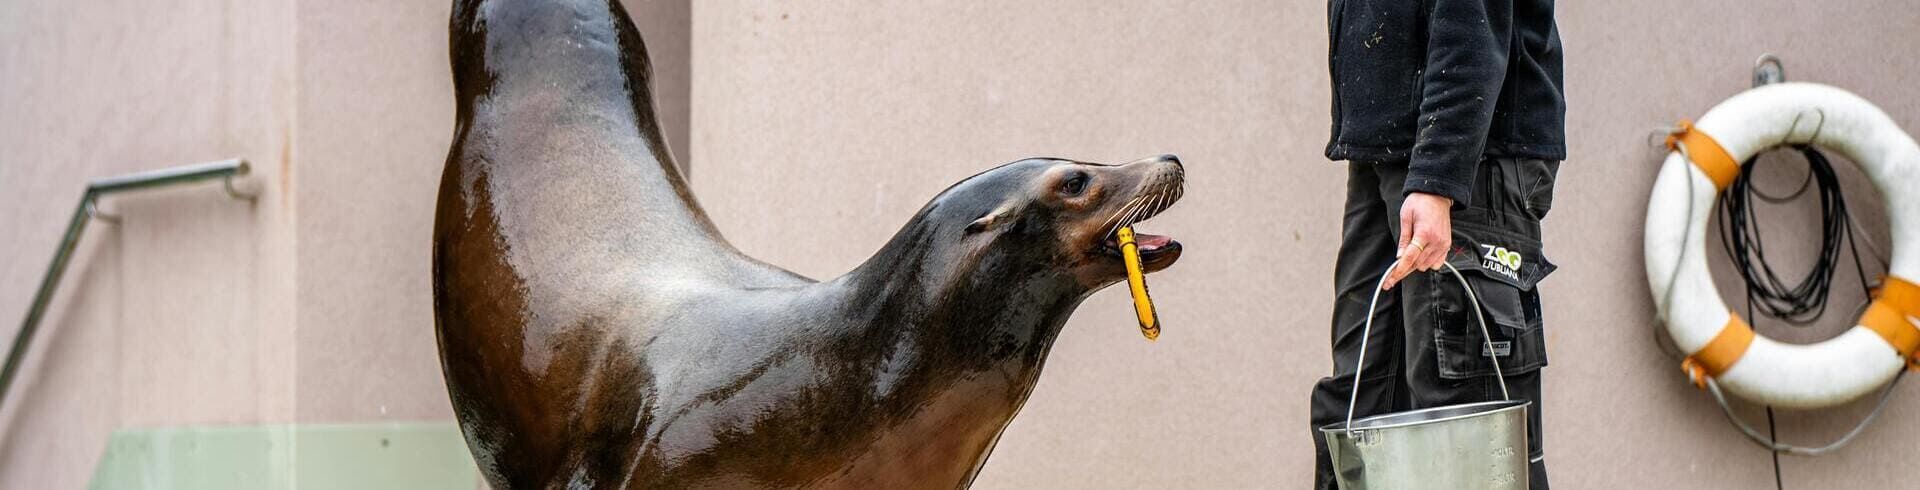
<box><xmin>1447</xmin><ymin>220</ymin><xmax>1556</xmax><ymax>291</ymax></box>
<box><xmin>1468</xmin><ymin>275</ymin><xmax>1528</xmax><ymax>332</ymax></box>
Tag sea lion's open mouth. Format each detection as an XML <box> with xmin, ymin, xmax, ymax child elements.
<box><xmin>1100</xmin><ymin>228</ymin><xmax>1180</xmax><ymax>270</ymax></box>
<box><xmin>1097</xmin><ymin>188</ymin><xmax>1184</xmax><ymax>272</ymax></box>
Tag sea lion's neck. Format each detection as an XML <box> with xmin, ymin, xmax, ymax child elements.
<box><xmin>832</xmin><ymin>218</ymin><xmax>1086</xmax><ymax>392</ymax></box>
<box><xmin>808</xmin><ymin>236</ymin><xmax>1083</xmax><ymax>484</ymax></box>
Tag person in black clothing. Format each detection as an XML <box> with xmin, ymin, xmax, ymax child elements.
<box><xmin>1310</xmin><ymin>1</ymin><xmax>1564</xmax><ymax>489</ymax></box>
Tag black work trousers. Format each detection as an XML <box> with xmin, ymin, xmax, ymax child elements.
<box><xmin>1309</xmin><ymin>157</ymin><xmax>1559</xmax><ymax>490</ymax></box>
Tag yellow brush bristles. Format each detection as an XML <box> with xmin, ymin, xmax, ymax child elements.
<box><xmin>1117</xmin><ymin>227</ymin><xmax>1160</xmax><ymax>341</ymax></box>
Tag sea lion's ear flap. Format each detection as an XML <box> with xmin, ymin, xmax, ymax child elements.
<box><xmin>965</xmin><ymin>203</ymin><xmax>1016</xmax><ymax>235</ymax></box>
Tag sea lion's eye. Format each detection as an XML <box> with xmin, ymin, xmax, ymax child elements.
<box><xmin>1060</xmin><ymin>172</ymin><xmax>1090</xmax><ymax>196</ymax></box>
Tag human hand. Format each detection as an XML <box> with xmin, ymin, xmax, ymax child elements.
<box><xmin>1382</xmin><ymin>192</ymin><xmax>1453</xmax><ymax>291</ymax></box>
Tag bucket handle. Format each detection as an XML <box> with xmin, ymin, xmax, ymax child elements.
<box><xmin>1344</xmin><ymin>260</ymin><xmax>1511</xmax><ymax>428</ymax></box>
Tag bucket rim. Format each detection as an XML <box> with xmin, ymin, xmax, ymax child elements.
<box><xmin>1317</xmin><ymin>399</ymin><xmax>1531</xmax><ymax>433</ymax></box>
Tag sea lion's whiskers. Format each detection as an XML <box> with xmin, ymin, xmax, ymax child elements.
<box><xmin>1138</xmin><ymin>190</ymin><xmax>1162</xmax><ymax>219</ymax></box>
<box><xmin>1135</xmin><ymin>184</ymin><xmax>1172</xmax><ymax>226</ymax></box>
<box><xmin>1136</xmin><ymin>179</ymin><xmax>1167</xmax><ymax>216</ymax></box>
<box><xmin>1110</xmin><ymin>191</ymin><xmax>1156</xmax><ymax>234</ymax></box>
<box><xmin>1101</xmin><ymin>196</ymin><xmax>1145</xmax><ymax>233</ymax></box>
<box><xmin>1105</xmin><ymin>168</ymin><xmax>1187</xmax><ymax>236</ymax></box>
<box><xmin>1121</xmin><ymin>190</ymin><xmax>1152</xmax><ymax>222</ymax></box>
<box><xmin>1165</xmin><ymin>181</ymin><xmax>1184</xmax><ymax>210</ymax></box>
<box><xmin>1111</xmin><ymin>197</ymin><xmax>1151</xmax><ymax>236</ymax></box>
<box><xmin>1111</xmin><ymin>205</ymin><xmax>1141</xmax><ymax>236</ymax></box>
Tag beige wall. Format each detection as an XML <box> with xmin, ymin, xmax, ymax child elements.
<box><xmin>690</xmin><ymin>1</ymin><xmax>1920</xmax><ymax>488</ymax></box>
<box><xmin>0</xmin><ymin>0</ymin><xmax>299</xmax><ymax>488</ymax></box>
<box><xmin>2</xmin><ymin>0</ymin><xmax>1917</xmax><ymax>488</ymax></box>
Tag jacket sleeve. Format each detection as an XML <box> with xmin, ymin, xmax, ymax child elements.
<box><xmin>1404</xmin><ymin>0</ymin><xmax>1514</xmax><ymax>205</ymax></box>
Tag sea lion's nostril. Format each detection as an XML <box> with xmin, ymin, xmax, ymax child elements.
<box><xmin>1155</xmin><ymin>155</ymin><xmax>1185</xmax><ymax>175</ymax></box>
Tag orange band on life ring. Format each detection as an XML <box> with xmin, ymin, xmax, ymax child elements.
<box><xmin>1862</xmin><ymin>276</ymin><xmax>1920</xmax><ymax>369</ymax></box>
<box><xmin>1666</xmin><ymin>120</ymin><xmax>1741</xmax><ymax>190</ymax></box>
<box><xmin>1681</xmin><ymin>314</ymin><xmax>1755</xmax><ymax>388</ymax></box>
<box><xmin>1878</xmin><ymin>276</ymin><xmax>1920</xmax><ymax>316</ymax></box>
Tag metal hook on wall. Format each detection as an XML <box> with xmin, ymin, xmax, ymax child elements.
<box><xmin>224</xmin><ymin>160</ymin><xmax>258</xmax><ymax>202</ymax></box>
<box><xmin>1753</xmin><ymin>53</ymin><xmax>1786</xmax><ymax>88</ymax></box>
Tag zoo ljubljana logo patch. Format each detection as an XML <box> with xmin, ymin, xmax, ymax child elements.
<box><xmin>1480</xmin><ymin>244</ymin><xmax>1523</xmax><ymax>281</ymax></box>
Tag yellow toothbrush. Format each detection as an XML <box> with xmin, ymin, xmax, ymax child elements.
<box><xmin>1117</xmin><ymin>226</ymin><xmax>1160</xmax><ymax>341</ymax></box>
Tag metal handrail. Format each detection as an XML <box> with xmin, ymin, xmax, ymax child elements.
<box><xmin>0</xmin><ymin>158</ymin><xmax>254</xmax><ymax>411</ymax></box>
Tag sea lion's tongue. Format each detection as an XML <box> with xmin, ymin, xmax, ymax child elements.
<box><xmin>1132</xmin><ymin>232</ymin><xmax>1172</xmax><ymax>251</ymax></box>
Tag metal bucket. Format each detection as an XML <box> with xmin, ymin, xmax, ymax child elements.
<box><xmin>1319</xmin><ymin>400</ymin><xmax>1531</xmax><ymax>489</ymax></box>
<box><xmin>1319</xmin><ymin>262</ymin><xmax>1532</xmax><ymax>490</ymax></box>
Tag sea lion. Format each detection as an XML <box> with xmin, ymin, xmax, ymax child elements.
<box><xmin>432</xmin><ymin>1</ymin><xmax>1186</xmax><ymax>488</ymax></box>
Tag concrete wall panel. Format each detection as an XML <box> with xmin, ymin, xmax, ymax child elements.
<box><xmin>0</xmin><ymin>0</ymin><xmax>300</xmax><ymax>487</ymax></box>
<box><xmin>291</xmin><ymin>0</ymin><xmax>458</xmax><ymax>423</ymax></box>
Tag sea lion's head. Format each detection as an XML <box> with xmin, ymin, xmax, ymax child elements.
<box><xmin>921</xmin><ymin>154</ymin><xmax>1186</xmax><ymax>293</ymax></box>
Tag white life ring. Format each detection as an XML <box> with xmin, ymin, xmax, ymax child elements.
<box><xmin>1645</xmin><ymin>82</ymin><xmax>1920</xmax><ymax>409</ymax></box>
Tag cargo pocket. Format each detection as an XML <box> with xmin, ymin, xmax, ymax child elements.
<box><xmin>1513</xmin><ymin>158</ymin><xmax>1559</xmax><ymax>220</ymax></box>
<box><xmin>1430</xmin><ymin>221</ymin><xmax>1554</xmax><ymax>380</ymax></box>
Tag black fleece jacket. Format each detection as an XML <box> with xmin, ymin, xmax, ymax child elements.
<box><xmin>1325</xmin><ymin>0</ymin><xmax>1565</xmax><ymax>205</ymax></box>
